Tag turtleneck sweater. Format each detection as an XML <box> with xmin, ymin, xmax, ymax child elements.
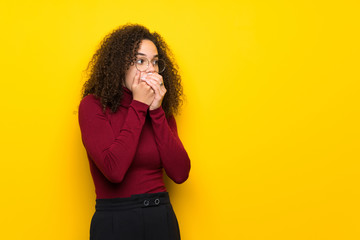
<box><xmin>78</xmin><ymin>87</ymin><xmax>191</xmax><ymax>199</ymax></box>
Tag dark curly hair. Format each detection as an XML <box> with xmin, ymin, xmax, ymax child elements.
<box><xmin>81</xmin><ymin>24</ymin><xmax>183</xmax><ymax>117</ymax></box>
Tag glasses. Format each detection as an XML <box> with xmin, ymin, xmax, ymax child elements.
<box><xmin>134</xmin><ymin>57</ymin><xmax>166</xmax><ymax>73</ymax></box>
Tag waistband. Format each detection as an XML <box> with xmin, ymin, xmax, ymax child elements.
<box><xmin>95</xmin><ymin>191</ymin><xmax>170</xmax><ymax>211</ymax></box>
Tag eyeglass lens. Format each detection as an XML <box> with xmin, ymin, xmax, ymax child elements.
<box><xmin>135</xmin><ymin>57</ymin><xmax>165</xmax><ymax>73</ymax></box>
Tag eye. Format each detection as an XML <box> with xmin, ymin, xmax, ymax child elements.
<box><xmin>136</xmin><ymin>59</ymin><xmax>145</xmax><ymax>65</ymax></box>
<box><xmin>152</xmin><ymin>60</ymin><xmax>159</xmax><ymax>66</ymax></box>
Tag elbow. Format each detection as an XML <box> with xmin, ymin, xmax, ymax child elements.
<box><xmin>173</xmin><ymin>174</ymin><xmax>189</xmax><ymax>184</ymax></box>
<box><xmin>97</xmin><ymin>155</ymin><xmax>127</xmax><ymax>184</ymax></box>
<box><xmin>173</xmin><ymin>158</ymin><xmax>191</xmax><ymax>184</ymax></box>
<box><xmin>172</xmin><ymin>166</ymin><xmax>191</xmax><ymax>184</ymax></box>
<box><xmin>104</xmin><ymin>172</ymin><xmax>125</xmax><ymax>183</ymax></box>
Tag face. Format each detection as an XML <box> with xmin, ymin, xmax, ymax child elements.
<box><xmin>123</xmin><ymin>39</ymin><xmax>159</xmax><ymax>91</ymax></box>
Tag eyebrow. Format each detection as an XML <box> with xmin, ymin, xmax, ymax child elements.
<box><xmin>136</xmin><ymin>53</ymin><xmax>159</xmax><ymax>58</ymax></box>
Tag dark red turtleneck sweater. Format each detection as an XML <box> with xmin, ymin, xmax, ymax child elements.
<box><xmin>78</xmin><ymin>87</ymin><xmax>191</xmax><ymax>199</ymax></box>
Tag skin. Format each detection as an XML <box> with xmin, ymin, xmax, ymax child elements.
<box><xmin>124</xmin><ymin>39</ymin><xmax>167</xmax><ymax>110</ymax></box>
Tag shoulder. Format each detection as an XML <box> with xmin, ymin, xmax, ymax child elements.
<box><xmin>166</xmin><ymin>114</ymin><xmax>178</xmax><ymax>129</ymax></box>
<box><xmin>80</xmin><ymin>94</ymin><xmax>101</xmax><ymax>106</ymax></box>
<box><xmin>79</xmin><ymin>94</ymin><xmax>103</xmax><ymax>112</ymax></box>
<box><xmin>78</xmin><ymin>95</ymin><xmax>105</xmax><ymax>121</ymax></box>
<box><xmin>166</xmin><ymin>114</ymin><xmax>175</xmax><ymax>122</ymax></box>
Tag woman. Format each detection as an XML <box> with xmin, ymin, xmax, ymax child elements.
<box><xmin>78</xmin><ymin>24</ymin><xmax>191</xmax><ymax>240</ymax></box>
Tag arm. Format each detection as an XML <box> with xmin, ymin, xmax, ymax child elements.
<box><xmin>149</xmin><ymin>107</ymin><xmax>191</xmax><ymax>183</ymax></box>
<box><xmin>78</xmin><ymin>96</ymin><xmax>149</xmax><ymax>183</ymax></box>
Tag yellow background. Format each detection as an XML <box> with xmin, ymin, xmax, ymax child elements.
<box><xmin>1</xmin><ymin>0</ymin><xmax>359</xmax><ymax>239</ymax></box>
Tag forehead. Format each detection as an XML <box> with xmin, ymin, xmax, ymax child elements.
<box><xmin>137</xmin><ymin>39</ymin><xmax>158</xmax><ymax>56</ymax></box>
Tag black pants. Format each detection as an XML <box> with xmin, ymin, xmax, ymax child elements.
<box><xmin>90</xmin><ymin>191</ymin><xmax>181</xmax><ymax>240</ymax></box>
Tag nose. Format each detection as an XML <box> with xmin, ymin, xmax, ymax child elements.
<box><xmin>146</xmin><ymin>61</ymin><xmax>156</xmax><ymax>73</ymax></box>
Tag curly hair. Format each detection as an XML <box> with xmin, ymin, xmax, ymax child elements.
<box><xmin>81</xmin><ymin>24</ymin><xmax>183</xmax><ymax>117</ymax></box>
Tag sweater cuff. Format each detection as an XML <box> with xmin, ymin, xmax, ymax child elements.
<box><xmin>149</xmin><ymin>106</ymin><xmax>165</xmax><ymax>118</ymax></box>
<box><xmin>131</xmin><ymin>100</ymin><xmax>150</xmax><ymax>112</ymax></box>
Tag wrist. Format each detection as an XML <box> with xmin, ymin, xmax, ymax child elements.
<box><xmin>149</xmin><ymin>105</ymin><xmax>161</xmax><ymax>111</ymax></box>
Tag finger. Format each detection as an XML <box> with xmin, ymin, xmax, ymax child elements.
<box><xmin>145</xmin><ymin>77</ymin><xmax>166</xmax><ymax>94</ymax></box>
<box><xmin>140</xmin><ymin>72</ymin><xmax>147</xmax><ymax>81</ymax></box>
<box><xmin>149</xmin><ymin>72</ymin><xmax>161</xmax><ymax>79</ymax></box>
<box><xmin>141</xmin><ymin>73</ymin><xmax>165</xmax><ymax>91</ymax></box>
<box><xmin>146</xmin><ymin>75</ymin><xmax>164</xmax><ymax>87</ymax></box>
<box><xmin>144</xmin><ymin>79</ymin><xmax>161</xmax><ymax>95</ymax></box>
<box><xmin>140</xmin><ymin>78</ymin><xmax>153</xmax><ymax>88</ymax></box>
<box><xmin>146</xmin><ymin>72</ymin><xmax>162</xmax><ymax>81</ymax></box>
<box><xmin>140</xmin><ymin>81</ymin><xmax>154</xmax><ymax>91</ymax></box>
<box><xmin>140</xmin><ymin>80</ymin><xmax>155</xmax><ymax>92</ymax></box>
<box><xmin>141</xmin><ymin>71</ymin><xmax>161</xmax><ymax>80</ymax></box>
<box><xmin>144</xmin><ymin>78</ymin><xmax>159</xmax><ymax>91</ymax></box>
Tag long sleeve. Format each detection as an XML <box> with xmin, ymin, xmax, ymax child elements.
<box><xmin>149</xmin><ymin>107</ymin><xmax>191</xmax><ymax>184</ymax></box>
<box><xmin>78</xmin><ymin>95</ymin><xmax>149</xmax><ymax>183</ymax></box>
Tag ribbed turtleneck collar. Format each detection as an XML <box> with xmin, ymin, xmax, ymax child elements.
<box><xmin>121</xmin><ymin>86</ymin><xmax>133</xmax><ymax>107</ymax></box>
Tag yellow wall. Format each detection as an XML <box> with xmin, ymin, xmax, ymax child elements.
<box><xmin>1</xmin><ymin>0</ymin><xmax>359</xmax><ymax>239</ymax></box>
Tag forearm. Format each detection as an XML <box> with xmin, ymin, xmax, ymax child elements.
<box><xmin>149</xmin><ymin>107</ymin><xmax>191</xmax><ymax>183</ymax></box>
<box><xmin>79</xmin><ymin>98</ymin><xmax>149</xmax><ymax>183</ymax></box>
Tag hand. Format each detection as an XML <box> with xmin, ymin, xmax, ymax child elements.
<box><xmin>140</xmin><ymin>72</ymin><xmax>167</xmax><ymax>110</ymax></box>
<box><xmin>131</xmin><ymin>70</ymin><xmax>155</xmax><ymax>106</ymax></box>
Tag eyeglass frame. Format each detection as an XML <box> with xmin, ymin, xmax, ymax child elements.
<box><xmin>133</xmin><ymin>55</ymin><xmax>166</xmax><ymax>73</ymax></box>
